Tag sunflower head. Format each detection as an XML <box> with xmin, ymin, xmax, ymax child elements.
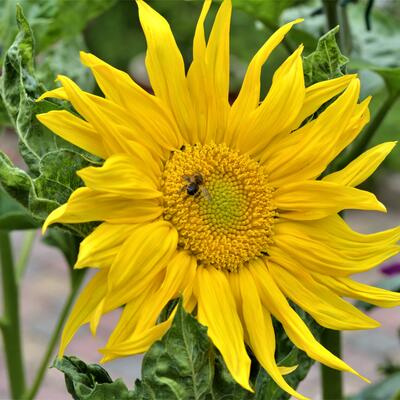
<box><xmin>37</xmin><ymin>1</ymin><xmax>400</xmax><ymax>399</ymax></box>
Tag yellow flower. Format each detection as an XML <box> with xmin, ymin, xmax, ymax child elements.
<box><xmin>37</xmin><ymin>1</ymin><xmax>400</xmax><ymax>398</ymax></box>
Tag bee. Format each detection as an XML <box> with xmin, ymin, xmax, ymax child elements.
<box><xmin>182</xmin><ymin>173</ymin><xmax>211</xmax><ymax>201</ymax></box>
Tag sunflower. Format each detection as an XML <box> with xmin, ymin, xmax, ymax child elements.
<box><xmin>37</xmin><ymin>0</ymin><xmax>400</xmax><ymax>398</ymax></box>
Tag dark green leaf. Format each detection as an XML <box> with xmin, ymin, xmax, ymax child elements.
<box><xmin>303</xmin><ymin>26</ymin><xmax>349</xmax><ymax>86</ymax></box>
<box><xmin>43</xmin><ymin>228</ymin><xmax>80</xmax><ymax>268</ymax></box>
<box><xmin>0</xmin><ymin>184</ymin><xmax>40</xmax><ymax>230</ymax></box>
<box><xmin>53</xmin><ymin>356</ymin><xmax>134</xmax><ymax>400</ymax></box>
<box><xmin>347</xmin><ymin>371</ymin><xmax>400</xmax><ymax>400</ymax></box>
<box><xmin>0</xmin><ymin>6</ymin><xmax>99</xmax><ymax>237</ymax></box>
<box><xmin>138</xmin><ymin>301</ymin><xmax>214</xmax><ymax>400</ymax></box>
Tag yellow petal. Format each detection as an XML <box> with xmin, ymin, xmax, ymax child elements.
<box><xmin>89</xmin><ymin>223</ymin><xmax>178</xmax><ymax>335</ymax></box>
<box><xmin>314</xmin><ymin>274</ymin><xmax>400</xmax><ymax>308</ymax></box>
<box><xmin>42</xmin><ymin>187</ymin><xmax>162</xmax><ymax>232</ymax></box>
<box><xmin>250</xmin><ymin>259</ymin><xmax>369</xmax><ymax>382</ymax></box>
<box><xmin>229</xmin><ymin>19</ymin><xmax>303</xmax><ymax>140</ymax></box>
<box><xmin>275</xmin><ymin>180</ymin><xmax>386</xmax><ymax>220</ymax></box>
<box><xmin>187</xmin><ymin>0</ymin><xmax>231</xmax><ymax>144</ymax></box>
<box><xmin>261</xmin><ymin>79</ymin><xmax>361</xmax><ymax>184</ymax></box>
<box><xmin>136</xmin><ymin>0</ymin><xmax>196</xmax><ymax>144</ymax></box>
<box><xmin>271</xmin><ymin>223</ymin><xmax>399</xmax><ymax>276</ymax></box>
<box><xmin>291</xmin><ymin>74</ymin><xmax>357</xmax><ymax>130</ymax></box>
<box><xmin>103</xmin><ymin>272</ymin><xmax>163</xmax><ymax>348</ymax></box>
<box><xmin>36</xmin><ymin>110</ymin><xmax>108</xmax><ymax>159</ymax></box>
<box><xmin>75</xmin><ymin>223</ymin><xmax>137</xmax><ymax>269</ymax></box>
<box><xmin>239</xmin><ymin>267</ymin><xmax>310</xmax><ymax>400</ymax></box>
<box><xmin>277</xmin><ymin>215</ymin><xmax>400</xmax><ymax>261</ymax></box>
<box><xmin>236</xmin><ymin>46</ymin><xmax>305</xmax><ymax>156</ymax></box>
<box><xmin>323</xmin><ymin>142</ymin><xmax>397</xmax><ymax>187</ymax></box>
<box><xmin>59</xmin><ymin>269</ymin><xmax>108</xmax><ymax>356</ymax></box>
<box><xmin>100</xmin><ymin>319</ymin><xmax>173</xmax><ymax>362</ymax></box>
<box><xmin>77</xmin><ymin>154</ymin><xmax>162</xmax><ymax>199</ymax></box>
<box><xmin>80</xmin><ymin>51</ymin><xmax>183</xmax><ymax>151</ymax></box>
<box><xmin>36</xmin><ymin>86</ymin><xmax>68</xmax><ymax>102</ymax></box>
<box><xmin>133</xmin><ymin>251</ymin><xmax>197</xmax><ymax>334</ymax></box>
<box><xmin>194</xmin><ymin>267</ymin><xmax>252</xmax><ymax>391</ymax></box>
<box><xmin>268</xmin><ymin>260</ymin><xmax>379</xmax><ymax>330</ymax></box>
<box><xmin>107</xmin><ymin>221</ymin><xmax>178</xmax><ymax>293</ymax></box>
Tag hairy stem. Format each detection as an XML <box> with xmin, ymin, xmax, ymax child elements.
<box><xmin>0</xmin><ymin>230</ymin><xmax>26</xmax><ymax>399</ymax></box>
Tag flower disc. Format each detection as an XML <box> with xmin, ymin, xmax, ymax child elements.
<box><xmin>162</xmin><ymin>143</ymin><xmax>276</xmax><ymax>271</ymax></box>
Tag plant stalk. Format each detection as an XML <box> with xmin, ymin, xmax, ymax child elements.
<box><xmin>321</xmin><ymin>329</ymin><xmax>343</xmax><ymax>400</ymax></box>
<box><xmin>322</xmin><ymin>0</ymin><xmax>340</xmax><ymax>30</ymax></box>
<box><xmin>24</xmin><ymin>269</ymin><xmax>85</xmax><ymax>400</ymax></box>
<box><xmin>0</xmin><ymin>230</ymin><xmax>26</xmax><ymax>399</ymax></box>
<box><xmin>16</xmin><ymin>230</ymin><xmax>36</xmax><ymax>283</ymax></box>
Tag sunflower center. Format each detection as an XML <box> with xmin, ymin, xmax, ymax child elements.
<box><xmin>162</xmin><ymin>143</ymin><xmax>276</xmax><ymax>272</ymax></box>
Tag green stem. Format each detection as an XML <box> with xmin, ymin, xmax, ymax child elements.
<box><xmin>16</xmin><ymin>230</ymin><xmax>36</xmax><ymax>283</ymax></box>
<box><xmin>321</xmin><ymin>329</ymin><xmax>343</xmax><ymax>400</ymax></box>
<box><xmin>338</xmin><ymin>2</ymin><xmax>353</xmax><ymax>55</ymax></box>
<box><xmin>336</xmin><ymin>91</ymin><xmax>400</xmax><ymax>171</ymax></box>
<box><xmin>0</xmin><ymin>230</ymin><xmax>26</xmax><ymax>399</ymax></box>
<box><xmin>323</xmin><ymin>0</ymin><xmax>340</xmax><ymax>31</ymax></box>
<box><xmin>24</xmin><ymin>269</ymin><xmax>85</xmax><ymax>400</ymax></box>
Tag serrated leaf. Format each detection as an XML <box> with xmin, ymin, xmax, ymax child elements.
<box><xmin>138</xmin><ymin>301</ymin><xmax>214</xmax><ymax>400</ymax></box>
<box><xmin>53</xmin><ymin>356</ymin><xmax>134</xmax><ymax>400</ymax></box>
<box><xmin>210</xmin><ymin>353</ymin><xmax>254</xmax><ymax>400</ymax></box>
<box><xmin>0</xmin><ymin>6</ymin><xmax>99</xmax><ymax>237</ymax></box>
<box><xmin>303</xmin><ymin>26</ymin><xmax>349</xmax><ymax>86</ymax></box>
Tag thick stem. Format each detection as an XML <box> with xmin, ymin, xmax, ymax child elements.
<box><xmin>321</xmin><ymin>329</ymin><xmax>343</xmax><ymax>400</ymax></box>
<box><xmin>336</xmin><ymin>91</ymin><xmax>399</xmax><ymax>171</ymax></box>
<box><xmin>323</xmin><ymin>0</ymin><xmax>340</xmax><ymax>31</ymax></box>
<box><xmin>0</xmin><ymin>230</ymin><xmax>26</xmax><ymax>399</ymax></box>
<box><xmin>24</xmin><ymin>269</ymin><xmax>85</xmax><ymax>400</ymax></box>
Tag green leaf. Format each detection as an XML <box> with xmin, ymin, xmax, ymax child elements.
<box><xmin>0</xmin><ymin>184</ymin><xmax>40</xmax><ymax>230</ymax></box>
<box><xmin>347</xmin><ymin>371</ymin><xmax>400</xmax><ymax>400</ymax></box>
<box><xmin>43</xmin><ymin>228</ymin><xmax>80</xmax><ymax>268</ymax></box>
<box><xmin>36</xmin><ymin>34</ymin><xmax>95</xmax><ymax>92</ymax></box>
<box><xmin>137</xmin><ymin>301</ymin><xmax>214</xmax><ymax>399</ymax></box>
<box><xmin>0</xmin><ymin>0</ymin><xmax>116</xmax><ymax>61</ymax></box>
<box><xmin>303</xmin><ymin>26</ymin><xmax>349</xmax><ymax>87</ymax></box>
<box><xmin>0</xmin><ymin>5</ymin><xmax>99</xmax><ymax>237</ymax></box>
<box><xmin>53</xmin><ymin>356</ymin><xmax>134</xmax><ymax>400</ymax></box>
